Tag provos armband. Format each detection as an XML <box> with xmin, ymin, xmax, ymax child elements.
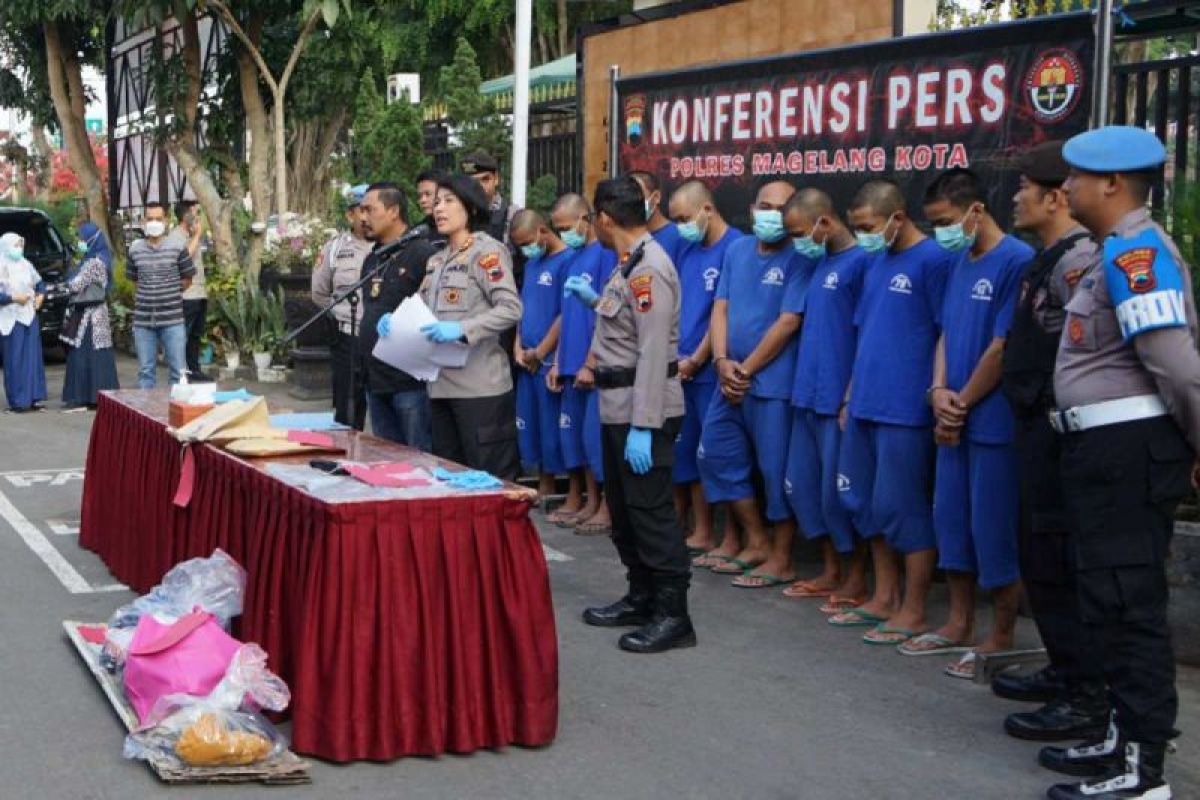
<box><xmin>1105</xmin><ymin>228</ymin><xmax>1188</xmax><ymax>341</ymax></box>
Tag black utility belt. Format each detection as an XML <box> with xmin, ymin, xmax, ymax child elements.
<box><xmin>595</xmin><ymin>361</ymin><xmax>678</xmax><ymax>390</ymax></box>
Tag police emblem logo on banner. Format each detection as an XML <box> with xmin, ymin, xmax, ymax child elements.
<box><xmin>1105</xmin><ymin>229</ymin><xmax>1188</xmax><ymax>340</ymax></box>
<box><xmin>1025</xmin><ymin>48</ymin><xmax>1084</xmax><ymax>124</ymax></box>
<box><xmin>625</xmin><ymin>94</ymin><xmax>646</xmax><ymax>146</ymax></box>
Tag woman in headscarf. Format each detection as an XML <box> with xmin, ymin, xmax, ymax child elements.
<box><xmin>418</xmin><ymin>173</ymin><xmax>522</xmax><ymax>478</ymax></box>
<box><xmin>0</xmin><ymin>232</ymin><xmax>47</xmax><ymax>412</ymax></box>
<box><xmin>61</xmin><ymin>221</ymin><xmax>119</xmax><ymax>411</ymax></box>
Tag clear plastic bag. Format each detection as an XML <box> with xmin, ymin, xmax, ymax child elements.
<box><xmin>123</xmin><ymin>643</ymin><xmax>291</xmax><ymax>769</ymax></box>
<box><xmin>102</xmin><ymin>549</ymin><xmax>246</xmax><ymax>672</ymax></box>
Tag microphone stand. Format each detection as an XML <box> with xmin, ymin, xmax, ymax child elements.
<box><xmin>285</xmin><ymin>236</ymin><xmax>416</xmax><ymax>431</ymax></box>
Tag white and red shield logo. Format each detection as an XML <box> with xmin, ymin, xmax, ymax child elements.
<box><xmin>1025</xmin><ymin>49</ymin><xmax>1084</xmax><ymax>124</ymax></box>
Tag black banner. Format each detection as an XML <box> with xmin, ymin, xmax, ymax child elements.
<box><xmin>617</xmin><ymin>13</ymin><xmax>1094</xmax><ymax>228</ymax></box>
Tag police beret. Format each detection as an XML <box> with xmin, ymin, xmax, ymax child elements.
<box><xmin>1062</xmin><ymin>126</ymin><xmax>1166</xmax><ymax>173</ymax></box>
<box><xmin>460</xmin><ymin>151</ymin><xmax>499</xmax><ymax>175</ymax></box>
<box><xmin>1016</xmin><ymin>141</ymin><xmax>1069</xmax><ymax>186</ymax></box>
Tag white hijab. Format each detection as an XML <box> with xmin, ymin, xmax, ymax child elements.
<box><xmin>0</xmin><ymin>232</ymin><xmax>42</xmax><ymax>335</ymax></box>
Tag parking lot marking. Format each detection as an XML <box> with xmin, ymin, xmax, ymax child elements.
<box><xmin>47</xmin><ymin>520</ymin><xmax>80</xmax><ymax>536</ymax></box>
<box><xmin>542</xmin><ymin>543</ymin><xmax>573</xmax><ymax>562</ymax></box>
<box><xmin>0</xmin><ymin>485</ymin><xmax>93</xmax><ymax>593</ymax></box>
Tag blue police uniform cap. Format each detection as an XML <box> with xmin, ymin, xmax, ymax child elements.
<box><xmin>1062</xmin><ymin>126</ymin><xmax>1166</xmax><ymax>173</ymax></box>
<box><xmin>346</xmin><ymin>183</ymin><xmax>370</xmax><ymax>206</ymax></box>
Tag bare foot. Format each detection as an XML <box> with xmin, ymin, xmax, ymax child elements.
<box><xmin>784</xmin><ymin>572</ymin><xmax>842</xmax><ymax>595</ymax></box>
<box><xmin>685</xmin><ymin>531</ymin><xmax>719</xmax><ymax>552</ymax></box>
<box><xmin>857</xmin><ymin>596</ymin><xmax>900</xmax><ymax>620</ymax></box>
<box><xmin>883</xmin><ymin>610</ymin><xmax>929</xmax><ymax>633</ymax></box>
<box><xmin>575</xmin><ymin>505</ymin><xmax>612</xmax><ymax>535</ymax></box>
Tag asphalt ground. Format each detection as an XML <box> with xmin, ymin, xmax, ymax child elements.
<box><xmin>0</xmin><ymin>353</ymin><xmax>1195</xmax><ymax>799</ymax></box>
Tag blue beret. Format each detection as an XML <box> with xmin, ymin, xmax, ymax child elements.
<box><xmin>346</xmin><ymin>183</ymin><xmax>370</xmax><ymax>206</ymax></box>
<box><xmin>1062</xmin><ymin>126</ymin><xmax>1166</xmax><ymax>173</ymax></box>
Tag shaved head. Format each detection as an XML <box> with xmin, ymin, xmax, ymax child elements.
<box><xmin>786</xmin><ymin>187</ymin><xmax>834</xmax><ymax>219</ymax></box>
<box><xmin>551</xmin><ymin>192</ymin><xmax>591</xmax><ymax>217</ymax></box>
<box><xmin>754</xmin><ymin>180</ymin><xmax>795</xmax><ymax>209</ymax></box>
<box><xmin>511</xmin><ymin>208</ymin><xmax>546</xmax><ymax>236</ymax></box>
<box><xmin>671</xmin><ymin>179</ymin><xmax>713</xmax><ymax>207</ymax></box>
<box><xmin>850</xmin><ymin>180</ymin><xmax>905</xmax><ymax>218</ymax></box>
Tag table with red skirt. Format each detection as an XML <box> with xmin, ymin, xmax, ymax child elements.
<box><xmin>79</xmin><ymin>389</ymin><xmax>559</xmax><ymax>762</ymax></box>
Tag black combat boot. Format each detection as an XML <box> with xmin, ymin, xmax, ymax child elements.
<box><xmin>583</xmin><ymin>573</ymin><xmax>653</xmax><ymax>627</ymax></box>
<box><xmin>1006</xmin><ymin>681</ymin><xmax>1110</xmax><ymax>742</ymax></box>
<box><xmin>618</xmin><ymin>577</ymin><xmax>696</xmax><ymax>653</ymax></box>
<box><xmin>993</xmin><ymin>664</ymin><xmax>1067</xmax><ymax>703</ymax></box>
<box><xmin>1047</xmin><ymin>741</ymin><xmax>1171</xmax><ymax>799</ymax></box>
<box><xmin>1040</xmin><ymin>713</ymin><xmax>1122</xmax><ymax>777</ymax></box>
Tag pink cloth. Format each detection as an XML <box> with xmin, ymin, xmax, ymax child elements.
<box><xmin>345</xmin><ymin>462</ymin><xmax>431</xmax><ymax>488</ymax></box>
<box><xmin>287</xmin><ymin>430</ymin><xmax>336</xmax><ymax>448</ymax></box>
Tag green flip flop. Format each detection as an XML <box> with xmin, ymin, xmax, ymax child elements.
<box><xmin>827</xmin><ymin>607</ymin><xmax>888</xmax><ymax>628</ymax></box>
<box><xmin>710</xmin><ymin>557</ymin><xmax>763</xmax><ymax>575</ymax></box>
<box><xmin>731</xmin><ymin>572</ymin><xmax>793</xmax><ymax>589</ymax></box>
<box><xmin>862</xmin><ymin>625</ymin><xmax>922</xmax><ymax>645</ymax></box>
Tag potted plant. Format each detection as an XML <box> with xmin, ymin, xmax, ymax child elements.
<box><xmin>253</xmin><ymin>285</ymin><xmax>288</xmax><ymax>373</ymax></box>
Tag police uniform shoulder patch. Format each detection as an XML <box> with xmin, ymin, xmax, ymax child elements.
<box><xmin>1104</xmin><ymin>227</ymin><xmax>1188</xmax><ymax>341</ymax></box>
<box><xmin>479</xmin><ymin>251</ymin><xmax>504</xmax><ymax>282</ymax></box>
<box><xmin>629</xmin><ymin>273</ymin><xmax>653</xmax><ymax>312</ymax></box>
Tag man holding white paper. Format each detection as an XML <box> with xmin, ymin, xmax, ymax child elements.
<box><xmin>358</xmin><ymin>182</ymin><xmax>437</xmax><ymax>450</ymax></box>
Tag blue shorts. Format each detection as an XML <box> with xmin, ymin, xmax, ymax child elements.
<box><xmin>698</xmin><ymin>393</ymin><xmax>792</xmax><ymax>522</ymax></box>
<box><xmin>583</xmin><ymin>387</ymin><xmax>604</xmax><ymax>482</ymax></box>
<box><xmin>559</xmin><ymin>380</ymin><xmax>588</xmax><ymax>471</ymax></box>
<box><xmin>785</xmin><ymin>409</ymin><xmax>855</xmax><ymax>554</ymax></box>
<box><xmin>838</xmin><ymin>417</ymin><xmax>935</xmax><ymax>554</ymax></box>
<box><xmin>933</xmin><ymin>440</ymin><xmax>1020</xmax><ymax>589</ymax></box>
<box><xmin>516</xmin><ymin>368</ymin><xmax>564</xmax><ymax>474</ymax></box>
<box><xmin>674</xmin><ymin>379</ymin><xmax>717</xmax><ymax>484</ymax></box>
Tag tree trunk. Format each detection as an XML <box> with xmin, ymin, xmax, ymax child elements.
<box><xmin>288</xmin><ymin>105</ymin><xmax>346</xmax><ymax>216</ymax></box>
<box><xmin>556</xmin><ymin>0</ymin><xmax>569</xmax><ymax>59</ymax></box>
<box><xmin>273</xmin><ymin>93</ymin><xmax>288</xmax><ymax>220</ymax></box>
<box><xmin>235</xmin><ymin>16</ymin><xmax>272</xmax><ymax>280</ymax></box>
<box><xmin>29</xmin><ymin>124</ymin><xmax>52</xmax><ymax>201</ymax></box>
<box><xmin>44</xmin><ymin>22</ymin><xmax>114</xmax><ymax>249</ymax></box>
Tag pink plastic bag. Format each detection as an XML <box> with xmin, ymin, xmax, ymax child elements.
<box><xmin>123</xmin><ymin>611</ymin><xmax>241</xmax><ymax>726</ymax></box>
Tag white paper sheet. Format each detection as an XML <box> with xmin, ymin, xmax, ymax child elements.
<box><xmin>370</xmin><ymin>294</ymin><xmax>468</xmax><ymax>381</ymax></box>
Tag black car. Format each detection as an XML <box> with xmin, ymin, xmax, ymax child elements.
<box><xmin>0</xmin><ymin>207</ymin><xmax>72</xmax><ymax>352</ymax></box>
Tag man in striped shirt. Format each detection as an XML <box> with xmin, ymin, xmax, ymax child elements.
<box><xmin>127</xmin><ymin>201</ymin><xmax>194</xmax><ymax>388</ymax></box>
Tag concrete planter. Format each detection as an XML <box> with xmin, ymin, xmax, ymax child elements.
<box><xmin>1169</xmin><ymin>520</ymin><xmax>1200</xmax><ymax>667</ymax></box>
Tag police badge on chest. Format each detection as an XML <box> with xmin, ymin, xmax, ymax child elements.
<box><xmin>370</xmin><ymin>277</ymin><xmax>382</xmax><ymax>299</ymax></box>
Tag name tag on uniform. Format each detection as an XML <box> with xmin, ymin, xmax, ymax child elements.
<box><xmin>1104</xmin><ymin>228</ymin><xmax>1188</xmax><ymax>340</ymax></box>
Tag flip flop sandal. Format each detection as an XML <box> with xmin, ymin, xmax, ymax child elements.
<box><xmin>862</xmin><ymin>625</ymin><xmax>924</xmax><ymax>646</ymax></box>
<box><xmin>819</xmin><ymin>596</ymin><xmax>866</xmax><ymax>614</ymax></box>
<box><xmin>692</xmin><ymin>552</ymin><xmax>732</xmax><ymax>568</ymax></box>
<box><xmin>897</xmin><ymin>632</ymin><xmax>973</xmax><ymax>657</ymax></box>
<box><xmin>711</xmin><ymin>557</ymin><xmax>765</xmax><ymax>575</ymax></box>
<box><xmin>731</xmin><ymin>572</ymin><xmax>794</xmax><ymax>589</ymax></box>
<box><xmin>944</xmin><ymin>651</ymin><xmax>977</xmax><ymax>680</ymax></box>
<box><xmin>782</xmin><ymin>580</ymin><xmax>837</xmax><ymax>598</ymax></box>
<box><xmin>575</xmin><ymin>520</ymin><xmax>612</xmax><ymax>536</ymax></box>
<box><xmin>827</xmin><ymin>607</ymin><xmax>888</xmax><ymax>628</ymax></box>
<box><xmin>686</xmin><ymin>546</ymin><xmax>710</xmax><ymax>557</ymax></box>
<box><xmin>548</xmin><ymin>509</ymin><xmax>583</xmax><ymax>527</ymax></box>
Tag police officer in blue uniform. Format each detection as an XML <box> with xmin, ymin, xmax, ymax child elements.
<box><xmin>1038</xmin><ymin>126</ymin><xmax>1200</xmax><ymax>800</ymax></box>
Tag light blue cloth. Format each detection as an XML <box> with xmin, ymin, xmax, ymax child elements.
<box><xmin>268</xmin><ymin>412</ymin><xmax>348</xmax><ymax>431</ymax></box>
<box><xmin>432</xmin><ymin>467</ymin><xmax>503</xmax><ymax>490</ymax></box>
<box><xmin>214</xmin><ymin>388</ymin><xmax>256</xmax><ymax>403</ymax></box>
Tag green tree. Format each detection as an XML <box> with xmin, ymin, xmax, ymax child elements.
<box><xmin>352</xmin><ymin>68</ymin><xmax>428</xmax><ymax>190</ymax></box>
<box><xmin>438</xmin><ymin>37</ymin><xmax>511</xmax><ymax>168</ymax></box>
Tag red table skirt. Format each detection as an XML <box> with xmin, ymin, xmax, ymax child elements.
<box><xmin>79</xmin><ymin>392</ymin><xmax>559</xmax><ymax>761</ymax></box>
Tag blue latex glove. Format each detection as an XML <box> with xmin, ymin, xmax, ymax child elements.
<box><xmin>421</xmin><ymin>321</ymin><xmax>464</xmax><ymax>343</ymax></box>
<box><xmin>376</xmin><ymin>313</ymin><xmax>392</xmax><ymax>338</ymax></box>
<box><xmin>624</xmin><ymin>427</ymin><xmax>653</xmax><ymax>475</ymax></box>
<box><xmin>563</xmin><ymin>275</ymin><xmax>599</xmax><ymax>307</ymax></box>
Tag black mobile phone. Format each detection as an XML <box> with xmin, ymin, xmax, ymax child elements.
<box><xmin>309</xmin><ymin>459</ymin><xmax>349</xmax><ymax>476</ymax></box>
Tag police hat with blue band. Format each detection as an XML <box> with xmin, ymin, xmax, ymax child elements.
<box><xmin>1062</xmin><ymin>125</ymin><xmax>1166</xmax><ymax>173</ymax></box>
<box><xmin>345</xmin><ymin>183</ymin><xmax>369</xmax><ymax>207</ymax></box>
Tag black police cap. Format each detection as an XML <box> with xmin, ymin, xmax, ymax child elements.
<box><xmin>460</xmin><ymin>151</ymin><xmax>499</xmax><ymax>175</ymax></box>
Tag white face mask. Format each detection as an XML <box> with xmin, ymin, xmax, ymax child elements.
<box><xmin>144</xmin><ymin>220</ymin><xmax>166</xmax><ymax>238</ymax></box>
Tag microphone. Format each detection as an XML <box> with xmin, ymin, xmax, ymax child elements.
<box><xmin>373</xmin><ymin>224</ymin><xmax>429</xmax><ymax>261</ymax></box>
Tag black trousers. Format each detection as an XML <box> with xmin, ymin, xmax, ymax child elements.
<box><xmin>1016</xmin><ymin>413</ymin><xmax>1103</xmax><ymax>687</ymax></box>
<box><xmin>182</xmin><ymin>298</ymin><xmax>207</xmax><ymax>378</ymax></box>
<box><xmin>1060</xmin><ymin>415</ymin><xmax>1193</xmax><ymax>743</ymax></box>
<box><xmin>601</xmin><ymin>418</ymin><xmax>690</xmax><ymax>582</ymax></box>
<box><xmin>430</xmin><ymin>393</ymin><xmax>520</xmax><ymax>480</ymax></box>
<box><xmin>330</xmin><ymin>330</ymin><xmax>366</xmax><ymax>430</ymax></box>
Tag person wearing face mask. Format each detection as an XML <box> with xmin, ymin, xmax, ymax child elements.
<box><xmin>127</xmin><ymin>201</ymin><xmax>194</xmax><ymax>389</ymax></box>
<box><xmin>779</xmin><ymin>189</ymin><xmax>872</xmax><ymax>602</ymax></box>
<box><xmin>667</xmin><ymin>180</ymin><xmax>743</xmax><ymax>559</ymax></box>
<box><xmin>630</xmin><ymin>170</ymin><xmax>687</xmax><ymax>267</ymax></box>
<box><xmin>696</xmin><ymin>180</ymin><xmax>808</xmax><ymax>586</ymax></box>
<box><xmin>833</xmin><ymin>181</ymin><xmax>953</xmax><ymax>647</ymax></box>
<box><xmin>994</xmin><ymin>142</ymin><xmax>1109</xmax><ymax>746</ymax></box>
<box><xmin>545</xmin><ymin>193</ymin><xmax>617</xmax><ymax>534</ymax></box>
<box><xmin>61</xmin><ymin>221</ymin><xmax>119</xmax><ymax>411</ymax></box>
<box><xmin>413</xmin><ymin>173</ymin><xmax>522</xmax><ymax>478</ymax></box>
<box><xmin>0</xmin><ymin>232</ymin><xmax>47</xmax><ymax>412</ymax></box>
<box><xmin>918</xmin><ymin>167</ymin><xmax>1034</xmax><ymax>680</ymax></box>
<box><xmin>565</xmin><ymin>175</ymin><xmax>690</xmax><ymax>653</ymax></box>
<box><xmin>509</xmin><ymin>209</ymin><xmax>570</xmax><ymax>496</ymax></box>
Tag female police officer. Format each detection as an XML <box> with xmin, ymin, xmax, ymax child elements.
<box><xmin>419</xmin><ymin>174</ymin><xmax>523</xmax><ymax>478</ymax></box>
<box><xmin>564</xmin><ymin>175</ymin><xmax>693</xmax><ymax>654</ymax></box>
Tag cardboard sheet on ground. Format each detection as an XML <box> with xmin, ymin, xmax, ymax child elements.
<box><xmin>370</xmin><ymin>295</ymin><xmax>469</xmax><ymax>381</ymax></box>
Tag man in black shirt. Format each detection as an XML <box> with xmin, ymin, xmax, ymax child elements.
<box><xmin>358</xmin><ymin>182</ymin><xmax>437</xmax><ymax>450</ymax></box>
